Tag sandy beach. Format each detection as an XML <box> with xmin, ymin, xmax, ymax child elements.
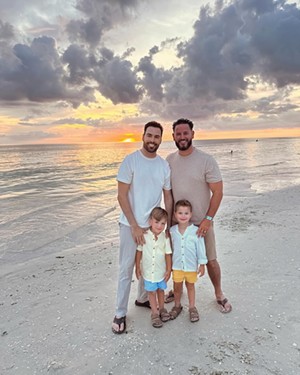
<box><xmin>1</xmin><ymin>186</ymin><xmax>299</xmax><ymax>375</ymax></box>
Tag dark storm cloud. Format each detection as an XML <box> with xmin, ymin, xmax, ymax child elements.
<box><xmin>0</xmin><ymin>0</ymin><xmax>142</xmax><ymax>107</ymax></box>
<box><xmin>0</xmin><ymin>35</ymin><xmax>94</xmax><ymax>106</ymax></box>
<box><xmin>137</xmin><ymin>48</ymin><xmax>172</xmax><ymax>101</ymax></box>
<box><xmin>66</xmin><ymin>0</ymin><xmax>139</xmax><ymax>46</ymax></box>
<box><xmin>162</xmin><ymin>0</ymin><xmax>300</xmax><ymax>107</ymax></box>
<box><xmin>93</xmin><ymin>47</ymin><xmax>141</xmax><ymax>104</ymax></box>
<box><xmin>1</xmin><ymin>0</ymin><xmax>300</xmax><ymax>117</ymax></box>
<box><xmin>0</xmin><ymin>19</ymin><xmax>15</xmax><ymax>40</ymax></box>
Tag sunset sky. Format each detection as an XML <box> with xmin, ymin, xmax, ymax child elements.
<box><xmin>1</xmin><ymin>0</ymin><xmax>300</xmax><ymax>144</ymax></box>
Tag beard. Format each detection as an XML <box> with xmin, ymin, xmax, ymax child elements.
<box><xmin>143</xmin><ymin>141</ymin><xmax>160</xmax><ymax>153</ymax></box>
<box><xmin>175</xmin><ymin>139</ymin><xmax>192</xmax><ymax>151</ymax></box>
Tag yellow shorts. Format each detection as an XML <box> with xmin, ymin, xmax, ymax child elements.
<box><xmin>172</xmin><ymin>270</ymin><xmax>197</xmax><ymax>284</ymax></box>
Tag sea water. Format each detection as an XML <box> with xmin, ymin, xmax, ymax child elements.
<box><xmin>1</xmin><ymin>138</ymin><xmax>300</xmax><ymax>267</ymax></box>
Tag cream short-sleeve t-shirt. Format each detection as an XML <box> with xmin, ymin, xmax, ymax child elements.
<box><xmin>166</xmin><ymin>147</ymin><xmax>222</xmax><ymax>225</ymax></box>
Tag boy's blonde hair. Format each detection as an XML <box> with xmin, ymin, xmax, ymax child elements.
<box><xmin>174</xmin><ymin>199</ymin><xmax>193</xmax><ymax>212</ymax></box>
<box><xmin>150</xmin><ymin>207</ymin><xmax>168</xmax><ymax>221</ymax></box>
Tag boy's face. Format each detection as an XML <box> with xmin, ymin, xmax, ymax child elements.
<box><xmin>174</xmin><ymin>206</ymin><xmax>192</xmax><ymax>224</ymax></box>
<box><xmin>149</xmin><ymin>217</ymin><xmax>167</xmax><ymax>235</ymax></box>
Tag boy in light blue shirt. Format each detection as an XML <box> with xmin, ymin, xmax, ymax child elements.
<box><xmin>169</xmin><ymin>199</ymin><xmax>207</xmax><ymax>322</ymax></box>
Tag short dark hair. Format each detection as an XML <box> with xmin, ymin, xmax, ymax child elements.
<box><xmin>174</xmin><ymin>199</ymin><xmax>193</xmax><ymax>212</ymax></box>
<box><xmin>172</xmin><ymin>118</ymin><xmax>194</xmax><ymax>131</ymax></box>
<box><xmin>144</xmin><ymin>121</ymin><xmax>163</xmax><ymax>136</ymax></box>
<box><xmin>150</xmin><ymin>207</ymin><xmax>168</xmax><ymax>221</ymax></box>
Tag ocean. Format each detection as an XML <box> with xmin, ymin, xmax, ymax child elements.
<box><xmin>1</xmin><ymin>138</ymin><xmax>300</xmax><ymax>267</ymax></box>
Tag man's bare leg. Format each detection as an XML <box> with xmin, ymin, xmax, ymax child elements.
<box><xmin>206</xmin><ymin>259</ymin><xmax>232</xmax><ymax>313</ymax></box>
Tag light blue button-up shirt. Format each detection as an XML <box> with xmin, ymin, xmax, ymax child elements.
<box><xmin>170</xmin><ymin>224</ymin><xmax>207</xmax><ymax>271</ymax></box>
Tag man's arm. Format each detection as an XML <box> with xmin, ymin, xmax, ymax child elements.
<box><xmin>197</xmin><ymin>180</ymin><xmax>223</xmax><ymax>237</ymax></box>
<box><xmin>118</xmin><ymin>181</ymin><xmax>146</xmax><ymax>245</ymax></box>
<box><xmin>163</xmin><ymin>188</ymin><xmax>173</xmax><ymax>230</ymax></box>
<box><xmin>206</xmin><ymin>180</ymin><xmax>223</xmax><ymax>218</ymax></box>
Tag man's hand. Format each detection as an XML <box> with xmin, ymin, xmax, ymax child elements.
<box><xmin>196</xmin><ymin>218</ymin><xmax>212</xmax><ymax>237</ymax></box>
<box><xmin>131</xmin><ymin>225</ymin><xmax>146</xmax><ymax>245</ymax></box>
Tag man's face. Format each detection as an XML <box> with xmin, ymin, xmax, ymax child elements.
<box><xmin>173</xmin><ymin>123</ymin><xmax>194</xmax><ymax>151</ymax></box>
<box><xmin>142</xmin><ymin>126</ymin><xmax>162</xmax><ymax>153</ymax></box>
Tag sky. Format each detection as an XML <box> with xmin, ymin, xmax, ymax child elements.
<box><xmin>1</xmin><ymin>0</ymin><xmax>300</xmax><ymax>144</ymax></box>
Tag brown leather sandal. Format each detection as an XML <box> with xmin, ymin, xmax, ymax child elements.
<box><xmin>151</xmin><ymin>313</ymin><xmax>163</xmax><ymax>328</ymax></box>
<box><xmin>164</xmin><ymin>290</ymin><xmax>175</xmax><ymax>303</ymax></box>
<box><xmin>159</xmin><ymin>308</ymin><xmax>170</xmax><ymax>322</ymax></box>
<box><xmin>169</xmin><ymin>305</ymin><xmax>183</xmax><ymax>320</ymax></box>
<box><xmin>189</xmin><ymin>307</ymin><xmax>199</xmax><ymax>322</ymax></box>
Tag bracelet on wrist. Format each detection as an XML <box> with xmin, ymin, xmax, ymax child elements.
<box><xmin>205</xmin><ymin>215</ymin><xmax>214</xmax><ymax>221</ymax></box>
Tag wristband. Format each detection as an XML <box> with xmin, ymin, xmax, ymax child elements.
<box><xmin>205</xmin><ymin>215</ymin><xmax>213</xmax><ymax>221</ymax></box>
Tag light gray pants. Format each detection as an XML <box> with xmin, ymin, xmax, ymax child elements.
<box><xmin>115</xmin><ymin>223</ymin><xmax>148</xmax><ymax>318</ymax></box>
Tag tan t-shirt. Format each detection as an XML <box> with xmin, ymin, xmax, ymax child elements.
<box><xmin>166</xmin><ymin>147</ymin><xmax>222</xmax><ymax>224</ymax></box>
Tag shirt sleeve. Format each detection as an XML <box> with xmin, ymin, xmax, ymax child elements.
<box><xmin>117</xmin><ymin>154</ymin><xmax>133</xmax><ymax>184</ymax></box>
<box><xmin>205</xmin><ymin>155</ymin><xmax>222</xmax><ymax>183</ymax></box>
<box><xmin>164</xmin><ymin>237</ymin><xmax>172</xmax><ymax>254</ymax></box>
<box><xmin>163</xmin><ymin>162</ymin><xmax>172</xmax><ymax>191</ymax></box>
<box><xmin>196</xmin><ymin>237</ymin><xmax>208</xmax><ymax>265</ymax></box>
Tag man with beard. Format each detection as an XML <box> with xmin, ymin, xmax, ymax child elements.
<box><xmin>112</xmin><ymin>121</ymin><xmax>173</xmax><ymax>334</ymax></box>
<box><xmin>165</xmin><ymin>118</ymin><xmax>232</xmax><ymax>314</ymax></box>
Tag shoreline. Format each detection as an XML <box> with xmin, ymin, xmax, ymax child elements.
<box><xmin>1</xmin><ymin>185</ymin><xmax>299</xmax><ymax>374</ymax></box>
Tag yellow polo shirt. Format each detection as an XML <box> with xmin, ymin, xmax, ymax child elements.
<box><xmin>137</xmin><ymin>231</ymin><xmax>172</xmax><ymax>283</ymax></box>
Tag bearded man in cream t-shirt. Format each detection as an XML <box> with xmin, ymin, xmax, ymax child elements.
<box><xmin>165</xmin><ymin>118</ymin><xmax>232</xmax><ymax>314</ymax></box>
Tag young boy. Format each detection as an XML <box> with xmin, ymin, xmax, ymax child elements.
<box><xmin>135</xmin><ymin>207</ymin><xmax>172</xmax><ymax>328</ymax></box>
<box><xmin>169</xmin><ymin>199</ymin><xmax>207</xmax><ymax>322</ymax></box>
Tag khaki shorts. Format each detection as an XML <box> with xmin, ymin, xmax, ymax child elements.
<box><xmin>173</xmin><ymin>270</ymin><xmax>198</xmax><ymax>284</ymax></box>
<box><xmin>195</xmin><ymin>222</ymin><xmax>217</xmax><ymax>261</ymax></box>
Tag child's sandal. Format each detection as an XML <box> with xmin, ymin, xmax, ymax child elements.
<box><xmin>151</xmin><ymin>313</ymin><xmax>163</xmax><ymax>328</ymax></box>
<box><xmin>189</xmin><ymin>307</ymin><xmax>199</xmax><ymax>322</ymax></box>
<box><xmin>169</xmin><ymin>305</ymin><xmax>183</xmax><ymax>320</ymax></box>
<box><xmin>159</xmin><ymin>308</ymin><xmax>170</xmax><ymax>322</ymax></box>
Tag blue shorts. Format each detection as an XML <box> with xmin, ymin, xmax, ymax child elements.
<box><xmin>144</xmin><ymin>279</ymin><xmax>167</xmax><ymax>292</ymax></box>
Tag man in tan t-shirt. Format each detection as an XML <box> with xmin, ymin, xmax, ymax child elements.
<box><xmin>166</xmin><ymin>118</ymin><xmax>232</xmax><ymax>313</ymax></box>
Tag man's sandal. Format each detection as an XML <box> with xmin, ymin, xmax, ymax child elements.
<box><xmin>189</xmin><ymin>307</ymin><xmax>199</xmax><ymax>322</ymax></box>
<box><xmin>112</xmin><ymin>316</ymin><xmax>126</xmax><ymax>334</ymax></box>
<box><xmin>151</xmin><ymin>313</ymin><xmax>163</xmax><ymax>328</ymax></box>
<box><xmin>164</xmin><ymin>290</ymin><xmax>175</xmax><ymax>304</ymax></box>
<box><xmin>159</xmin><ymin>308</ymin><xmax>170</xmax><ymax>322</ymax></box>
<box><xmin>217</xmin><ymin>298</ymin><xmax>232</xmax><ymax>313</ymax></box>
<box><xmin>169</xmin><ymin>305</ymin><xmax>183</xmax><ymax>320</ymax></box>
<box><xmin>135</xmin><ymin>300</ymin><xmax>151</xmax><ymax>308</ymax></box>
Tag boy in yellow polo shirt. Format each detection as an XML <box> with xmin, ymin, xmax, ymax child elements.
<box><xmin>135</xmin><ymin>207</ymin><xmax>172</xmax><ymax>328</ymax></box>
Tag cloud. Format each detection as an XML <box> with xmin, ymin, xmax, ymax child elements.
<box><xmin>0</xmin><ymin>19</ymin><xmax>15</xmax><ymax>40</ymax></box>
<box><xmin>0</xmin><ymin>35</ymin><xmax>95</xmax><ymax>106</ymax></box>
<box><xmin>93</xmin><ymin>47</ymin><xmax>141</xmax><ymax>104</ymax></box>
<box><xmin>1</xmin><ymin>0</ymin><xmax>300</xmax><ymax>122</ymax></box>
<box><xmin>66</xmin><ymin>0</ymin><xmax>140</xmax><ymax>46</ymax></box>
<box><xmin>137</xmin><ymin>0</ymin><xmax>300</xmax><ymax>121</ymax></box>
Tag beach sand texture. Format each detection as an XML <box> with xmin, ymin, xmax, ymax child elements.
<box><xmin>1</xmin><ymin>185</ymin><xmax>299</xmax><ymax>375</ymax></box>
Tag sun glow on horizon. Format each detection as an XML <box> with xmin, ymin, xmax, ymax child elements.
<box><xmin>121</xmin><ymin>137</ymin><xmax>136</xmax><ymax>143</ymax></box>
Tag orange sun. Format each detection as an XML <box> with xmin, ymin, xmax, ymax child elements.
<box><xmin>121</xmin><ymin>137</ymin><xmax>136</xmax><ymax>143</ymax></box>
